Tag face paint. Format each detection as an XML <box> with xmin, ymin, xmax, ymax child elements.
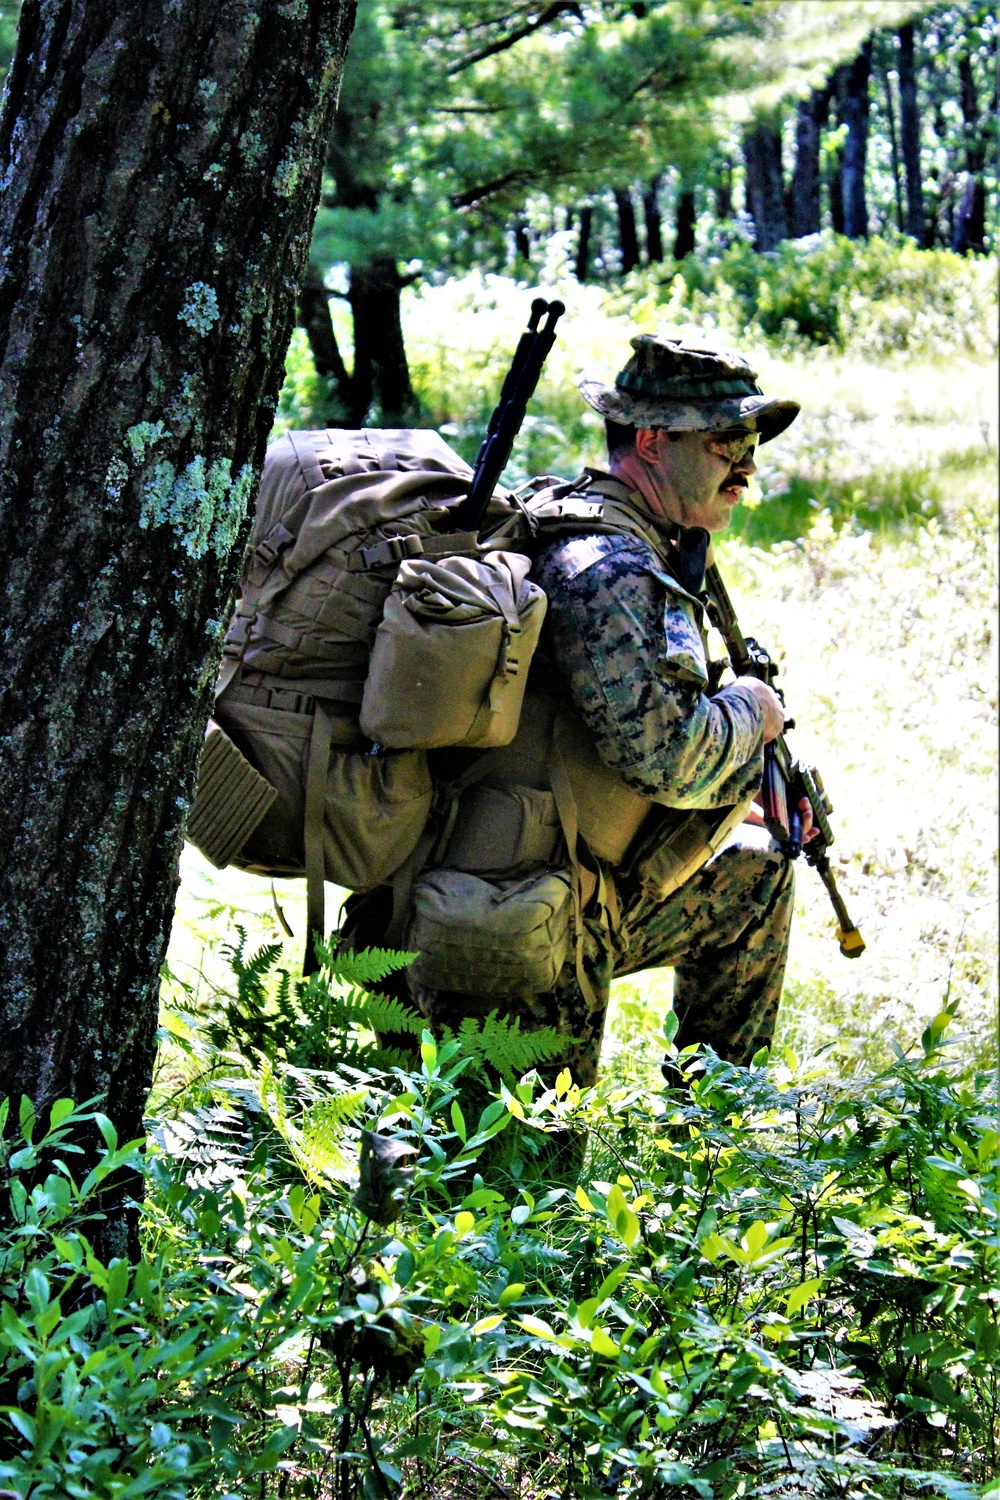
<box><xmin>706</xmin><ymin>429</ymin><xmax>758</xmax><ymax>463</ymax></box>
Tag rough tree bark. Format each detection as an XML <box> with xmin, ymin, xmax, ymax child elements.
<box><xmin>898</xmin><ymin>23</ymin><xmax>925</xmax><ymax>242</ymax></box>
<box><xmin>840</xmin><ymin>43</ymin><xmax>871</xmax><ymax>239</ymax></box>
<box><xmin>613</xmin><ymin>187</ymin><xmax>639</xmax><ymax>273</ymax></box>
<box><xmin>742</xmin><ymin>116</ymin><xmax>788</xmax><ymax>251</ymax></box>
<box><xmin>790</xmin><ymin>87</ymin><xmax>828</xmax><ymax>238</ymax></box>
<box><xmin>0</xmin><ymin>0</ymin><xmax>357</xmax><ymax>1238</ymax></box>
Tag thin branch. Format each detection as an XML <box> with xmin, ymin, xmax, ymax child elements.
<box><xmin>447</xmin><ymin>1455</ymin><xmax>514</xmax><ymax>1499</ymax></box>
<box><xmin>447</xmin><ymin>2</ymin><xmax>582</xmax><ymax>76</ymax></box>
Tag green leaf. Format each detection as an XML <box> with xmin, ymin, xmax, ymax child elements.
<box><xmin>472</xmin><ymin>1314</ymin><xmax>504</xmax><ymax>1335</ymax></box>
<box><xmin>498</xmin><ymin>1282</ymin><xmax>525</xmax><ymax>1307</ymax></box>
<box><xmin>450</xmin><ymin>1099</ymin><xmax>467</xmax><ymax>1143</ymax></box>
<box><xmin>48</xmin><ymin>1098</ymin><xmax>75</xmax><ymax>1130</ymax></box>
<box><xmin>590</xmin><ymin>1326</ymin><xmax>619</xmax><ymax>1358</ymax></box>
<box><xmin>785</xmin><ymin>1278</ymin><xmax>823</xmax><ymax>1318</ymax></box>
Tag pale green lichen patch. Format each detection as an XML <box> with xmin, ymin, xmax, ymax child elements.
<box><xmin>126</xmin><ymin>420</ymin><xmax>166</xmax><ymax>463</ymax></box>
<box><xmin>139</xmin><ymin>455</ymin><xmax>253</xmax><ymax>559</ymax></box>
<box><xmin>178</xmin><ymin>282</ymin><xmax>220</xmax><ymax>336</ymax></box>
<box><xmin>272</xmin><ymin>154</ymin><xmax>300</xmax><ymax>198</ymax></box>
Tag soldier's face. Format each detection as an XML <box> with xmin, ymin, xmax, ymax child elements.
<box><xmin>638</xmin><ymin>426</ymin><xmax>758</xmax><ymax>532</ymax></box>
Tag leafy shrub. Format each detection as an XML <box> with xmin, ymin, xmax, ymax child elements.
<box><xmin>659</xmin><ymin>233</ymin><xmax>998</xmax><ymax>359</ymax></box>
<box><xmin>3</xmin><ymin>966</ymin><xmax>997</xmax><ymax>1499</ymax></box>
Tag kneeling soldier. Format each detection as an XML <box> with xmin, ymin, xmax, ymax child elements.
<box><xmin>406</xmin><ymin>334</ymin><xmax>809</xmax><ymax>1087</ymax></box>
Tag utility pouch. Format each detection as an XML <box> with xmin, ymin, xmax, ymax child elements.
<box><xmin>360</xmin><ymin>551</ymin><xmax>546</xmax><ymax>750</ymax></box>
<box><xmin>215</xmin><ymin>696</ymin><xmax>433</xmax><ymax>890</ymax></box>
<box><xmin>631</xmin><ymin>797</ymin><xmax>755</xmax><ymax>901</ymax></box>
<box><xmin>407</xmin><ymin>867</ymin><xmax>573</xmax><ymax>997</ymax></box>
<box><xmin>440</xmin><ymin>784</ymin><xmax>563</xmax><ymax>878</ymax></box>
<box><xmin>186</xmin><ymin>724</ymin><xmax>278</xmax><ymax>869</ymax></box>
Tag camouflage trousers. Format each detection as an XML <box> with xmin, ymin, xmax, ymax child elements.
<box><xmin>419</xmin><ymin>827</ymin><xmax>795</xmax><ymax>1087</ymax></box>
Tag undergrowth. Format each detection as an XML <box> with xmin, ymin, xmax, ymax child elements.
<box><xmin>1</xmin><ymin>936</ymin><xmax>997</xmax><ymax>1500</ymax></box>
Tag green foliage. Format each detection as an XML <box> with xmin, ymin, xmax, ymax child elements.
<box><xmin>3</xmin><ymin>999</ymin><xmax>997</xmax><ymax>1498</ymax></box>
<box><xmin>662</xmin><ymin>232</ymin><xmax>998</xmax><ymax>358</ymax></box>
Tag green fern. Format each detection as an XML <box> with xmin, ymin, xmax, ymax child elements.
<box><xmin>323</xmin><ymin>990</ymin><xmax>426</xmax><ymax>1038</ymax></box>
<box><xmin>313</xmin><ymin>941</ymin><xmax>418</xmax><ymax>987</ymax></box>
<box><xmin>447</xmin><ymin>1011</ymin><xmax>566</xmax><ymax>1077</ymax></box>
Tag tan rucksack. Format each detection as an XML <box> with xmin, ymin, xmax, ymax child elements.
<box><xmin>186</xmin><ymin>428</ymin><xmax>544</xmax><ymax>956</ymax></box>
<box><xmin>187</xmin><ymin>439</ymin><xmax>751</xmax><ymax>986</ymax></box>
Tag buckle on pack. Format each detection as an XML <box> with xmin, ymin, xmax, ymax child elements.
<box><xmin>254</xmin><ymin>523</ymin><xmax>294</xmax><ymax>565</ymax></box>
<box><xmin>347</xmin><ymin>534</ymin><xmax>426</xmax><ymax>571</ymax></box>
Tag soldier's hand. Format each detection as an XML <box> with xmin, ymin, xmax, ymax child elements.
<box><xmin>799</xmin><ymin>795</ymin><xmax>820</xmax><ymax>843</ymax></box>
<box><xmin>736</xmin><ymin>677</ymin><xmax>785</xmax><ymax>743</ymax></box>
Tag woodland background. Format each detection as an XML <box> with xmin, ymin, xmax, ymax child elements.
<box><xmin>0</xmin><ymin>2</ymin><xmax>997</xmax><ymax>1498</ymax></box>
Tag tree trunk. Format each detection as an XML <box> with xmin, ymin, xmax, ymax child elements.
<box><xmin>672</xmin><ymin>187</ymin><xmax>696</xmax><ymax>260</ymax></box>
<box><xmin>575</xmin><ymin>203</ymin><xmax>592</xmax><ymax>281</ymax></box>
<box><xmin>613</xmin><ymin>187</ymin><xmax>639</xmax><ymax>273</ymax></box>
<box><xmin>349</xmin><ymin>257</ymin><xmax>416</xmax><ymax>427</ymax></box>
<box><xmin>882</xmin><ymin>66</ymin><xmax>904</xmax><ymax>232</ymax></box>
<box><xmin>298</xmin><ymin>261</ymin><xmax>354</xmax><ymax>422</ymax></box>
<box><xmin>642</xmin><ymin>176</ymin><xmax>663</xmax><ymax>263</ymax></box>
<box><xmin>790</xmin><ymin>87</ymin><xmax>828</xmax><ymax>237</ymax></box>
<box><xmin>715</xmin><ymin>159</ymin><xmax>733</xmax><ymax>221</ymax></box>
<box><xmin>841</xmin><ymin>43</ymin><xmax>871</xmax><ymax>238</ymax></box>
<box><xmin>952</xmin><ymin>52</ymin><xmax>986</xmax><ymax>252</ymax></box>
<box><xmin>0</xmin><ymin>0</ymin><xmax>356</xmax><ymax>1248</ymax></box>
<box><xmin>898</xmin><ymin>23</ymin><xmax>924</xmax><ymax>242</ymax></box>
<box><xmin>742</xmin><ymin>117</ymin><xmax>788</xmax><ymax>251</ymax></box>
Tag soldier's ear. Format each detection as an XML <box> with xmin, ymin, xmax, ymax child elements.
<box><xmin>636</xmin><ymin>427</ymin><xmax>669</xmax><ymax>464</ymax></box>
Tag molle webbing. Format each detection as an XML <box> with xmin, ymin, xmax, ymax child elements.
<box><xmin>186</xmin><ymin>727</ymin><xmax>277</xmax><ymax>869</ymax></box>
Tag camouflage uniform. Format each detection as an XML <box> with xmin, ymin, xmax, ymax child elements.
<box><xmin>421</xmin><ymin>513</ymin><xmax>794</xmax><ymax>1082</ymax></box>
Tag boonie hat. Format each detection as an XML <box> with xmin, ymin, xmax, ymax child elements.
<box><xmin>580</xmin><ymin>333</ymin><xmax>800</xmax><ymax>443</ymax></box>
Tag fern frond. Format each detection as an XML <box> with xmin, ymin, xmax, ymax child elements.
<box><xmin>325</xmin><ymin>991</ymin><xmax>425</xmax><ymax>1037</ymax></box>
<box><xmin>222</xmin><ymin>929</ymin><xmax>285</xmax><ymax>1012</ymax></box>
<box><xmin>315</xmin><ymin>943</ymin><xmax>417</xmax><ymax>987</ymax></box>
<box><xmin>445</xmin><ymin>1011</ymin><xmax>565</xmax><ymax>1077</ymax></box>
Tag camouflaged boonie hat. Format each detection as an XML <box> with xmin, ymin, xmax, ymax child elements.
<box><xmin>580</xmin><ymin>333</ymin><xmax>800</xmax><ymax>444</ymax></box>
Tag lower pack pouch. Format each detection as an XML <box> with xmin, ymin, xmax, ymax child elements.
<box><xmin>408</xmin><ymin>867</ymin><xmax>572</xmax><ymax>997</ymax></box>
<box><xmin>216</xmin><ymin>697</ymin><xmax>432</xmax><ymax>889</ymax></box>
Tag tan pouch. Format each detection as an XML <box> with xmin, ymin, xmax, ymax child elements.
<box><xmin>633</xmin><ymin>797</ymin><xmax>755</xmax><ymax>901</ymax></box>
<box><xmin>215</xmin><ymin>697</ymin><xmax>432</xmax><ymax>889</ymax></box>
<box><xmin>360</xmin><ymin>551</ymin><xmax>546</xmax><ymax>750</ymax></box>
<box><xmin>408</xmin><ymin>867</ymin><xmax>573</xmax><ymax>997</ymax></box>
<box><xmin>441</xmin><ymin>784</ymin><xmax>563</xmax><ymax>878</ymax></box>
<box><xmin>186</xmin><ymin>724</ymin><xmax>278</xmax><ymax>868</ymax></box>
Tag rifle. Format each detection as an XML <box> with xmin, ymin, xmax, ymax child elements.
<box><xmin>450</xmin><ymin>296</ymin><xmax>565</xmax><ymax>535</ymax></box>
<box><xmin>703</xmin><ymin>555</ymin><xmax>866</xmax><ymax>959</ymax></box>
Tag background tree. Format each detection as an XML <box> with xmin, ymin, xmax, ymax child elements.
<box><xmin>0</xmin><ymin>0</ymin><xmax>356</xmax><ymax>1243</ymax></box>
